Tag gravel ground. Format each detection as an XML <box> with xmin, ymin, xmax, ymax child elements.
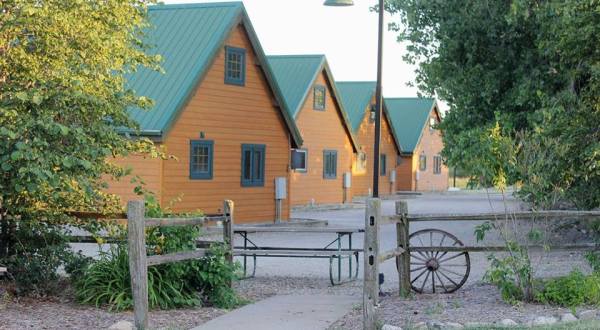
<box><xmin>0</xmin><ymin>276</ymin><xmax>362</xmax><ymax>330</ymax></box>
<box><xmin>331</xmin><ymin>250</ymin><xmax>596</xmax><ymax>330</ymax></box>
<box><xmin>330</xmin><ymin>282</ymin><xmax>597</xmax><ymax>330</ymax></box>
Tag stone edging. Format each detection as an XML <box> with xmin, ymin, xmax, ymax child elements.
<box><xmin>382</xmin><ymin>310</ymin><xmax>598</xmax><ymax>329</ymax></box>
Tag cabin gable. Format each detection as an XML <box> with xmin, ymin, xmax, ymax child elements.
<box><xmin>158</xmin><ymin>23</ymin><xmax>291</xmax><ymax>222</ymax></box>
<box><xmin>351</xmin><ymin>94</ymin><xmax>401</xmax><ymax>196</ymax></box>
<box><xmin>290</xmin><ymin>70</ymin><xmax>355</xmax><ymax>205</ymax></box>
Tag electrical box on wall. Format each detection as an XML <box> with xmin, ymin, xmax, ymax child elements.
<box><xmin>275</xmin><ymin>177</ymin><xmax>287</xmax><ymax>200</ymax></box>
<box><xmin>390</xmin><ymin>170</ymin><xmax>396</xmax><ymax>183</ymax></box>
<box><xmin>343</xmin><ymin>172</ymin><xmax>352</xmax><ymax>188</ymax></box>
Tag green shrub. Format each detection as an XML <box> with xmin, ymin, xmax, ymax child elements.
<box><xmin>535</xmin><ymin>270</ymin><xmax>600</xmax><ymax>308</ymax></box>
<box><xmin>1</xmin><ymin>218</ymin><xmax>74</xmax><ymax>295</ymax></box>
<box><xmin>483</xmin><ymin>241</ymin><xmax>536</xmax><ymax>304</ymax></box>
<box><xmin>75</xmin><ymin>243</ymin><xmax>241</xmax><ymax>311</ymax></box>
<box><xmin>74</xmin><ymin>195</ymin><xmax>243</xmax><ymax>311</ymax></box>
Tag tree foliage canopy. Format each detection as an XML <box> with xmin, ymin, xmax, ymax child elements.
<box><xmin>388</xmin><ymin>0</ymin><xmax>600</xmax><ymax>209</ymax></box>
<box><xmin>0</xmin><ymin>0</ymin><xmax>160</xmax><ymax>218</ymax></box>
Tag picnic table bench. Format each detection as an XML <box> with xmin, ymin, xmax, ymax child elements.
<box><xmin>233</xmin><ymin>226</ymin><xmax>364</xmax><ymax>285</ymax></box>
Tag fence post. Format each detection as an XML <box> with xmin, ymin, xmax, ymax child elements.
<box><xmin>363</xmin><ymin>198</ymin><xmax>380</xmax><ymax>330</ymax></box>
<box><xmin>127</xmin><ymin>200</ymin><xmax>148</xmax><ymax>330</ymax></box>
<box><xmin>396</xmin><ymin>200</ymin><xmax>410</xmax><ymax>297</ymax></box>
<box><xmin>223</xmin><ymin>200</ymin><xmax>234</xmax><ymax>288</ymax></box>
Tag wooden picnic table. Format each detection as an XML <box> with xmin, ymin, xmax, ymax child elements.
<box><xmin>233</xmin><ymin>226</ymin><xmax>364</xmax><ymax>285</ymax></box>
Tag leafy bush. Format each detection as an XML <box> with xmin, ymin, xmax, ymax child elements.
<box><xmin>74</xmin><ymin>195</ymin><xmax>243</xmax><ymax>311</ymax></box>
<box><xmin>535</xmin><ymin>270</ymin><xmax>600</xmax><ymax>308</ymax></box>
<box><xmin>1</xmin><ymin>217</ymin><xmax>74</xmax><ymax>295</ymax></box>
<box><xmin>484</xmin><ymin>248</ymin><xmax>533</xmax><ymax>304</ymax></box>
<box><xmin>75</xmin><ymin>243</ymin><xmax>241</xmax><ymax>311</ymax></box>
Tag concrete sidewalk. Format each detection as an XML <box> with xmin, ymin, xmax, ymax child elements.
<box><xmin>191</xmin><ymin>294</ymin><xmax>360</xmax><ymax>330</ymax></box>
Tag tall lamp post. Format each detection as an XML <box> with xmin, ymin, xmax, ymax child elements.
<box><xmin>324</xmin><ymin>0</ymin><xmax>384</xmax><ymax>198</ymax></box>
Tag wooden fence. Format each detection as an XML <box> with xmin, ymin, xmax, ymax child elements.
<box><xmin>363</xmin><ymin>198</ymin><xmax>408</xmax><ymax>330</ymax></box>
<box><xmin>126</xmin><ymin>200</ymin><xmax>234</xmax><ymax>330</ymax></box>
<box><xmin>363</xmin><ymin>198</ymin><xmax>600</xmax><ymax>329</ymax></box>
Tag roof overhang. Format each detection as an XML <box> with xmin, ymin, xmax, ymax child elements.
<box><xmin>137</xmin><ymin>4</ymin><xmax>303</xmax><ymax>148</ymax></box>
<box><xmin>316</xmin><ymin>60</ymin><xmax>360</xmax><ymax>153</ymax></box>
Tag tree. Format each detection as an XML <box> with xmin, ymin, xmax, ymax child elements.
<box><xmin>0</xmin><ymin>0</ymin><xmax>159</xmax><ymax>266</ymax></box>
<box><xmin>388</xmin><ymin>0</ymin><xmax>599</xmax><ymax>209</ymax></box>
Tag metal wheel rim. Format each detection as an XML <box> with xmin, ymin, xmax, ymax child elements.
<box><xmin>406</xmin><ymin>229</ymin><xmax>470</xmax><ymax>294</ymax></box>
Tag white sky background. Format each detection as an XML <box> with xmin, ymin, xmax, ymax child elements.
<box><xmin>164</xmin><ymin>0</ymin><xmax>421</xmax><ymax>98</ymax></box>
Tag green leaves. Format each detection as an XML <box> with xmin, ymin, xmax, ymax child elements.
<box><xmin>474</xmin><ymin>221</ymin><xmax>492</xmax><ymax>242</ymax></box>
<box><xmin>15</xmin><ymin>92</ymin><xmax>28</xmax><ymax>102</ymax></box>
<box><xmin>0</xmin><ymin>0</ymin><xmax>161</xmax><ymax>218</ymax></box>
<box><xmin>390</xmin><ymin>0</ymin><xmax>600</xmax><ymax>209</ymax></box>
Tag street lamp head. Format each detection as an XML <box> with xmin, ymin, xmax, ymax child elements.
<box><xmin>323</xmin><ymin>0</ymin><xmax>354</xmax><ymax>6</ymax></box>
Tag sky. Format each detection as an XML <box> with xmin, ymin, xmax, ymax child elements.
<box><xmin>164</xmin><ymin>0</ymin><xmax>421</xmax><ymax>98</ymax></box>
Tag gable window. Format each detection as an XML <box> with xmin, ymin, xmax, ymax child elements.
<box><xmin>380</xmin><ymin>154</ymin><xmax>387</xmax><ymax>176</ymax></box>
<box><xmin>291</xmin><ymin>149</ymin><xmax>307</xmax><ymax>172</ymax></box>
<box><xmin>323</xmin><ymin>150</ymin><xmax>337</xmax><ymax>179</ymax></box>
<box><xmin>224</xmin><ymin>46</ymin><xmax>245</xmax><ymax>86</ymax></box>
<box><xmin>190</xmin><ymin>140</ymin><xmax>213</xmax><ymax>180</ymax></box>
<box><xmin>356</xmin><ymin>151</ymin><xmax>367</xmax><ymax>173</ymax></box>
<box><xmin>433</xmin><ymin>155</ymin><xmax>442</xmax><ymax>174</ymax></box>
<box><xmin>241</xmin><ymin>144</ymin><xmax>265</xmax><ymax>186</ymax></box>
<box><xmin>313</xmin><ymin>85</ymin><xmax>326</xmax><ymax>110</ymax></box>
<box><xmin>429</xmin><ymin>117</ymin><xmax>436</xmax><ymax>131</ymax></box>
<box><xmin>419</xmin><ymin>154</ymin><xmax>427</xmax><ymax>171</ymax></box>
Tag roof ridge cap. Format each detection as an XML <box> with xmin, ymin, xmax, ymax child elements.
<box><xmin>149</xmin><ymin>2</ymin><xmax>242</xmax><ymax>11</ymax></box>
<box><xmin>266</xmin><ymin>54</ymin><xmax>325</xmax><ymax>58</ymax></box>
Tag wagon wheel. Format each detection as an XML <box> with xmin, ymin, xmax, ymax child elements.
<box><xmin>408</xmin><ymin>229</ymin><xmax>470</xmax><ymax>294</ymax></box>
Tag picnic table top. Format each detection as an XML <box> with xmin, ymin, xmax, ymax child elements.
<box><xmin>233</xmin><ymin>226</ymin><xmax>364</xmax><ymax>234</ymax></box>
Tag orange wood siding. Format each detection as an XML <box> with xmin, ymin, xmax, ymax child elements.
<box><xmin>403</xmin><ymin>108</ymin><xmax>448</xmax><ymax>191</ymax></box>
<box><xmin>104</xmin><ymin>153</ymin><xmax>163</xmax><ymax>204</ymax></box>
<box><xmin>290</xmin><ymin>71</ymin><xmax>354</xmax><ymax>206</ymax></box>
<box><xmin>106</xmin><ymin>24</ymin><xmax>291</xmax><ymax>223</ymax></box>
<box><xmin>395</xmin><ymin>155</ymin><xmax>414</xmax><ymax>191</ymax></box>
<box><xmin>159</xmin><ymin>24</ymin><xmax>292</xmax><ymax>223</ymax></box>
<box><xmin>352</xmin><ymin>99</ymin><xmax>400</xmax><ymax>197</ymax></box>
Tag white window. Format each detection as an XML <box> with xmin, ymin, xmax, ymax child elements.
<box><xmin>291</xmin><ymin>149</ymin><xmax>307</xmax><ymax>172</ymax></box>
<box><xmin>355</xmin><ymin>151</ymin><xmax>367</xmax><ymax>173</ymax></box>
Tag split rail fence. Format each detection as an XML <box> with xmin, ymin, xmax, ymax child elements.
<box><xmin>363</xmin><ymin>198</ymin><xmax>600</xmax><ymax>330</ymax></box>
<box><xmin>126</xmin><ymin>200</ymin><xmax>234</xmax><ymax>330</ymax></box>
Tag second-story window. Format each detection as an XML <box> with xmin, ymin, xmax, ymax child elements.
<box><xmin>224</xmin><ymin>46</ymin><xmax>245</xmax><ymax>86</ymax></box>
<box><xmin>433</xmin><ymin>155</ymin><xmax>442</xmax><ymax>174</ymax></box>
<box><xmin>313</xmin><ymin>85</ymin><xmax>326</xmax><ymax>110</ymax></box>
<box><xmin>419</xmin><ymin>154</ymin><xmax>427</xmax><ymax>171</ymax></box>
<box><xmin>380</xmin><ymin>154</ymin><xmax>387</xmax><ymax>176</ymax></box>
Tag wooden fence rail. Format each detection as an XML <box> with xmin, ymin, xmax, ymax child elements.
<box><xmin>126</xmin><ymin>200</ymin><xmax>234</xmax><ymax>330</ymax></box>
<box><xmin>364</xmin><ymin>200</ymin><xmax>600</xmax><ymax>330</ymax></box>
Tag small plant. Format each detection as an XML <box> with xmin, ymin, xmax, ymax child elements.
<box><xmin>535</xmin><ymin>270</ymin><xmax>600</xmax><ymax>308</ymax></box>
<box><xmin>423</xmin><ymin>302</ymin><xmax>444</xmax><ymax>315</ymax></box>
<box><xmin>74</xmin><ymin>194</ymin><xmax>243</xmax><ymax>311</ymax></box>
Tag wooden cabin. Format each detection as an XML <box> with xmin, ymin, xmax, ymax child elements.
<box><xmin>385</xmin><ymin>98</ymin><xmax>448</xmax><ymax>191</ymax></box>
<box><xmin>336</xmin><ymin>82</ymin><xmax>402</xmax><ymax>197</ymax></box>
<box><xmin>267</xmin><ymin>55</ymin><xmax>359</xmax><ymax>206</ymax></box>
<box><xmin>106</xmin><ymin>3</ymin><xmax>303</xmax><ymax>223</ymax></box>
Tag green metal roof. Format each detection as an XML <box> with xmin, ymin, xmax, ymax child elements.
<box><xmin>266</xmin><ymin>55</ymin><xmax>325</xmax><ymax>119</ymax></box>
<box><xmin>337</xmin><ymin>81</ymin><xmax>402</xmax><ymax>153</ymax></box>
<box><xmin>336</xmin><ymin>81</ymin><xmax>376</xmax><ymax>132</ymax></box>
<box><xmin>125</xmin><ymin>2</ymin><xmax>302</xmax><ymax>147</ymax></box>
<box><xmin>384</xmin><ymin>98</ymin><xmax>437</xmax><ymax>154</ymax></box>
<box><xmin>266</xmin><ymin>55</ymin><xmax>359</xmax><ymax>151</ymax></box>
